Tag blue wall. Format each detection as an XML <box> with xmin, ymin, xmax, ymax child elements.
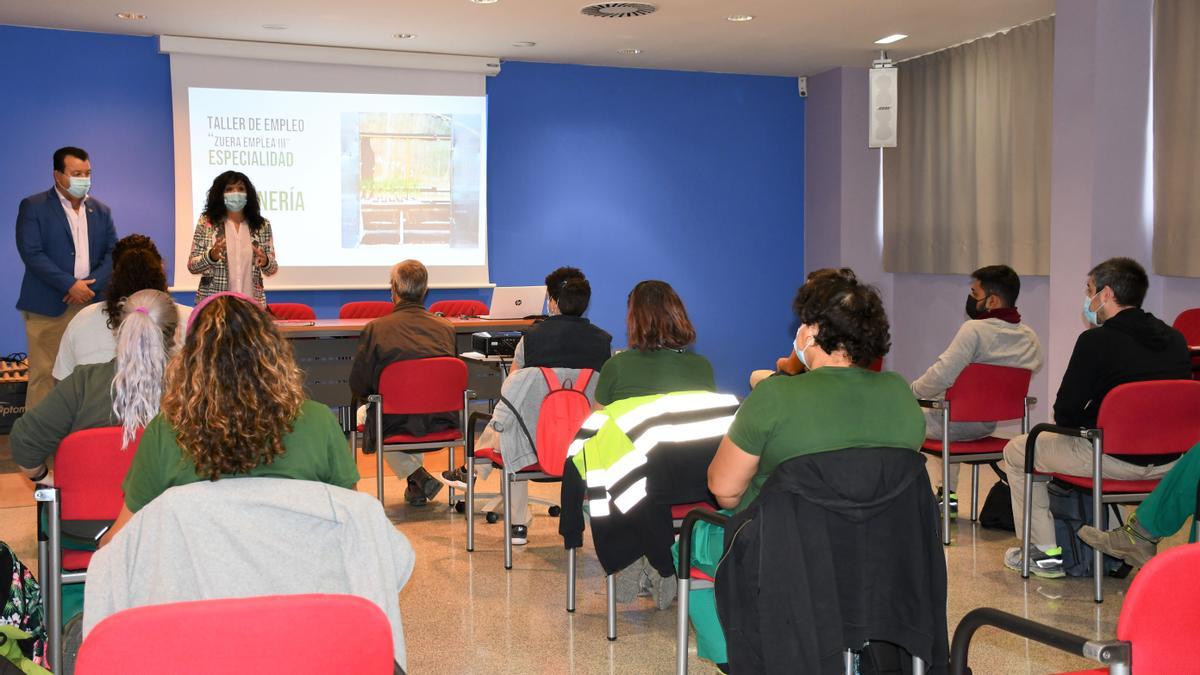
<box><xmin>486</xmin><ymin>62</ymin><xmax>804</xmax><ymax>393</ymax></box>
<box><xmin>0</xmin><ymin>27</ymin><xmax>804</xmax><ymax>394</ymax></box>
<box><xmin>0</xmin><ymin>26</ymin><xmax>175</xmax><ymax>352</ymax></box>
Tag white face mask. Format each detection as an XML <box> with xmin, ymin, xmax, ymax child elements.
<box><xmin>794</xmin><ymin>328</ymin><xmax>815</xmax><ymax>370</ymax></box>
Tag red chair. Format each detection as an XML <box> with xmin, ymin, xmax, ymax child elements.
<box><xmin>1020</xmin><ymin>380</ymin><xmax>1200</xmax><ymax>602</ymax></box>
<box><xmin>339</xmin><ymin>301</ymin><xmax>393</xmax><ymax>320</ymax></box>
<box><xmin>951</xmin><ymin>543</ymin><xmax>1200</xmax><ymax>674</ymax></box>
<box><xmin>917</xmin><ymin>364</ymin><xmax>1035</xmax><ymax>545</ymax></box>
<box><xmin>76</xmin><ymin>594</ymin><xmax>395</xmax><ymax>674</ymax></box>
<box><xmin>1172</xmin><ymin>308</ymin><xmax>1200</xmax><ymax>379</ymax></box>
<box><xmin>34</xmin><ymin>427</ymin><xmax>139</xmax><ymax>672</ymax></box>
<box><xmin>268</xmin><ymin>302</ymin><xmax>317</xmax><ymax>320</ymax></box>
<box><xmin>429</xmin><ymin>299</ymin><xmax>488</xmax><ymax>318</ymax></box>
<box><xmin>368</xmin><ymin>357</ymin><xmax>470</xmax><ymax>506</ymax></box>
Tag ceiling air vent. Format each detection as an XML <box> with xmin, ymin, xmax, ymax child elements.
<box><xmin>580</xmin><ymin>3</ymin><xmax>658</xmax><ymax>18</ymax></box>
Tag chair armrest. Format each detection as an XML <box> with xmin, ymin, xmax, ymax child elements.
<box><xmin>916</xmin><ymin>399</ymin><xmax>947</xmax><ymax>410</ymax></box>
<box><xmin>677</xmin><ymin>509</ymin><xmax>731</xmax><ymax>580</ymax></box>
<box><xmin>950</xmin><ymin>607</ymin><xmax>1129</xmax><ymax>675</ymax></box>
<box><xmin>466</xmin><ymin>411</ymin><xmax>493</xmax><ymax>459</ymax></box>
<box><xmin>1023</xmin><ymin>422</ymin><xmax>1098</xmax><ymax>476</ymax></box>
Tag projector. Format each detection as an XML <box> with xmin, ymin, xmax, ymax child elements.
<box><xmin>472</xmin><ymin>331</ymin><xmax>523</xmax><ymax>357</ymax></box>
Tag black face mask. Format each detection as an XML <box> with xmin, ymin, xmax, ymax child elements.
<box><xmin>965</xmin><ymin>294</ymin><xmax>986</xmax><ymax>320</ymax></box>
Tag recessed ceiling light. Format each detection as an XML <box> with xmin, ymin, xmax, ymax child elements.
<box><xmin>727</xmin><ymin>14</ymin><xmax>754</xmax><ymax>22</ymax></box>
<box><xmin>470</xmin><ymin>0</ymin><xmax>500</xmax><ymax>4</ymax></box>
<box><xmin>115</xmin><ymin>12</ymin><xmax>146</xmax><ymax>20</ymax></box>
<box><xmin>262</xmin><ymin>24</ymin><xmax>289</xmax><ymax>30</ymax></box>
<box><xmin>617</xmin><ymin>47</ymin><xmax>641</xmax><ymax>55</ymax></box>
<box><xmin>394</xmin><ymin>33</ymin><xmax>417</xmax><ymax>39</ymax></box>
<box><xmin>512</xmin><ymin>41</ymin><xmax>536</xmax><ymax>48</ymax></box>
<box><xmin>874</xmin><ymin>33</ymin><xmax>908</xmax><ymax>45</ymax></box>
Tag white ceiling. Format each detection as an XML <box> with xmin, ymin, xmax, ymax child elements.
<box><xmin>1</xmin><ymin>0</ymin><xmax>1054</xmax><ymax>76</ymax></box>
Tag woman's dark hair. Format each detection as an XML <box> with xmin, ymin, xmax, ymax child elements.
<box><xmin>202</xmin><ymin>170</ymin><xmax>266</xmax><ymax>232</ymax></box>
<box><xmin>105</xmin><ymin>246</ymin><xmax>168</xmax><ymax>329</ymax></box>
<box><xmin>556</xmin><ymin>278</ymin><xmax>591</xmax><ymax>316</ymax></box>
<box><xmin>545</xmin><ymin>266</ymin><xmax>585</xmax><ymax>302</ymax></box>
<box><xmin>792</xmin><ymin>270</ymin><xmax>891</xmax><ymax>367</ymax></box>
<box><xmin>627</xmin><ymin>280</ymin><xmax>696</xmax><ymax>351</ymax></box>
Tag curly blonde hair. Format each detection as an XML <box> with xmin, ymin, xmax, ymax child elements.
<box><xmin>162</xmin><ymin>294</ymin><xmax>305</xmax><ymax>480</ymax></box>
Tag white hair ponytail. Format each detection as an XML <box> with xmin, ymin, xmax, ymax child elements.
<box><xmin>111</xmin><ymin>289</ymin><xmax>178</xmax><ymax>448</ymax></box>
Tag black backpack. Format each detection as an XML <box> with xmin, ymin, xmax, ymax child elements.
<box><xmin>1047</xmin><ymin>482</ymin><xmax>1130</xmax><ymax>578</ymax></box>
<box><xmin>978</xmin><ymin>464</ymin><xmax>1014</xmax><ymax>532</ymax></box>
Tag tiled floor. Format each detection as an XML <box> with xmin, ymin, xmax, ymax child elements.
<box><xmin>1</xmin><ymin>442</ymin><xmax>1192</xmax><ymax>674</ymax></box>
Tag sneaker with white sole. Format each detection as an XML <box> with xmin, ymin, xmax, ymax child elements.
<box><xmin>510</xmin><ymin>524</ymin><xmax>528</xmax><ymax>546</ymax></box>
<box><xmin>1004</xmin><ymin>546</ymin><xmax>1065</xmax><ymax>578</ymax></box>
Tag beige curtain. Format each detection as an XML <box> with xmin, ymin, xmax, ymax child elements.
<box><xmin>883</xmin><ymin>18</ymin><xmax>1054</xmax><ymax>275</ymax></box>
<box><xmin>1153</xmin><ymin>0</ymin><xmax>1200</xmax><ymax>277</ymax></box>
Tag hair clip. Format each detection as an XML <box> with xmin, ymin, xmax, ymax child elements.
<box><xmin>134</xmin><ymin>307</ymin><xmax>148</xmax><ymax>314</ymax></box>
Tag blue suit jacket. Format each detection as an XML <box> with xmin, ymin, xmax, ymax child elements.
<box><xmin>15</xmin><ymin>187</ymin><xmax>118</xmax><ymax>317</ymax></box>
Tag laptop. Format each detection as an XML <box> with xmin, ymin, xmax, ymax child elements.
<box><xmin>482</xmin><ymin>286</ymin><xmax>547</xmax><ymax>319</ymax></box>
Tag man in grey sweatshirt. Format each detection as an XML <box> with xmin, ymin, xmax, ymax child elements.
<box><xmin>911</xmin><ymin>265</ymin><xmax>1043</xmax><ymax>509</ymax></box>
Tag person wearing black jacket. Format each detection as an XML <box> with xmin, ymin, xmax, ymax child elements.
<box><xmin>1001</xmin><ymin>257</ymin><xmax>1192</xmax><ymax>578</ymax></box>
<box><xmin>509</xmin><ymin>266</ymin><xmax>611</xmax><ymax>373</ymax></box>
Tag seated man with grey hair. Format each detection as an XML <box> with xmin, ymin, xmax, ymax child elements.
<box><xmin>350</xmin><ymin>259</ymin><xmax>457</xmax><ymax>506</ymax></box>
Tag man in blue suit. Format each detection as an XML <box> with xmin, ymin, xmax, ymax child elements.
<box><xmin>15</xmin><ymin>147</ymin><xmax>117</xmax><ymax>408</ymax></box>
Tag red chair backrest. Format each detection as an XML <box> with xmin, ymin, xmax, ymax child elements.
<box><xmin>1096</xmin><ymin>380</ymin><xmax>1200</xmax><ymax>455</ymax></box>
<box><xmin>378</xmin><ymin>357</ymin><xmax>468</xmax><ymax>415</ymax></box>
<box><xmin>1114</xmin><ymin>543</ymin><xmax>1200</xmax><ymax>671</ymax></box>
<box><xmin>1172</xmin><ymin>308</ymin><xmax>1200</xmax><ymax>345</ymax></box>
<box><xmin>429</xmin><ymin>299</ymin><xmax>488</xmax><ymax>317</ymax></box>
<box><xmin>866</xmin><ymin>357</ymin><xmax>884</xmax><ymax>372</ymax></box>
<box><xmin>55</xmin><ymin>427</ymin><xmax>140</xmax><ymax>521</ymax></box>
<box><xmin>76</xmin><ymin>594</ymin><xmax>394</xmax><ymax>675</ymax></box>
<box><xmin>339</xmin><ymin>301</ymin><xmax>393</xmax><ymax>320</ymax></box>
<box><xmin>268</xmin><ymin>303</ymin><xmax>317</xmax><ymax>321</ymax></box>
<box><xmin>943</xmin><ymin>364</ymin><xmax>1032</xmax><ymax>423</ymax></box>
<box><xmin>534</xmin><ymin>368</ymin><xmax>595</xmax><ymax>477</ymax></box>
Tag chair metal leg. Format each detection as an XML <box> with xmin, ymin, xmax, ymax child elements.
<box><xmin>970</xmin><ymin>464</ymin><xmax>981</xmax><ymax>522</ymax></box>
<box><xmin>942</xmin><ymin>407</ymin><xmax>951</xmax><ymax>546</ymax></box>
<box><xmin>1021</xmin><ymin>470</ymin><xmax>1033</xmax><ymax>579</ymax></box>
<box><xmin>606</xmin><ymin>574</ymin><xmax>617</xmax><ymax>641</ymax></box>
<box><xmin>376</xmin><ymin>446</ymin><xmax>385</xmax><ymax>505</ymax></box>
<box><xmin>912</xmin><ymin>655</ymin><xmax>926</xmax><ymax>675</ymax></box>
<box><xmin>502</xmin><ymin>471</ymin><xmax>513</xmax><ymax>570</ymax></box>
<box><xmin>1092</xmin><ymin>433</ymin><xmax>1104</xmax><ymax>603</ymax></box>
<box><xmin>676</xmin><ymin>576</ymin><xmax>691</xmax><ymax>675</ymax></box>
<box><xmin>374</xmin><ymin>396</ymin><xmax>385</xmax><ymax>504</ymax></box>
<box><xmin>843</xmin><ymin>649</ymin><xmax>854</xmax><ymax>675</ymax></box>
<box><xmin>35</xmin><ymin>488</ymin><xmax>63</xmax><ymax>673</ymax></box>
<box><xmin>447</xmin><ymin>445</ymin><xmax>457</xmax><ymax>506</ymax></box>
<box><xmin>567</xmin><ymin>547</ymin><xmax>577</xmax><ymax>612</ymax></box>
<box><xmin>466</xmin><ymin>458</ymin><xmax>476</xmax><ymax>552</ymax></box>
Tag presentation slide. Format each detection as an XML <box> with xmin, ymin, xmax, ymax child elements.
<box><xmin>182</xmin><ymin>87</ymin><xmax>487</xmax><ymax>286</ymax></box>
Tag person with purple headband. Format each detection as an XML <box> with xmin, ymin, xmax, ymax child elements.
<box><xmin>12</xmin><ymin>289</ymin><xmax>180</xmax><ymax>485</ymax></box>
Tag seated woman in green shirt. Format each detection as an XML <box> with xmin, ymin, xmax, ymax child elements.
<box><xmin>102</xmin><ymin>292</ymin><xmax>359</xmax><ymax>545</ymax></box>
<box><xmin>682</xmin><ymin>270</ymin><xmax>925</xmax><ymax>669</ymax></box>
<box><xmin>595</xmin><ymin>279</ymin><xmax>715</xmax><ymax>405</ymax></box>
<box><xmin>12</xmin><ymin>288</ymin><xmax>180</xmax><ymax>483</ymax></box>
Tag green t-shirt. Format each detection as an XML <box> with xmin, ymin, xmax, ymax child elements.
<box><xmin>595</xmin><ymin>349</ymin><xmax>716</xmax><ymax>405</ymax></box>
<box><xmin>123</xmin><ymin>400</ymin><xmax>360</xmax><ymax>512</ymax></box>
<box><xmin>728</xmin><ymin>366</ymin><xmax>926</xmax><ymax>510</ymax></box>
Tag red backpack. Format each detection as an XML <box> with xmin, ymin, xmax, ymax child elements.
<box><xmin>501</xmin><ymin>368</ymin><xmax>594</xmax><ymax>477</ymax></box>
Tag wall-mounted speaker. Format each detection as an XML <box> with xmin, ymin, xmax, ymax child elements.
<box><xmin>868</xmin><ymin>66</ymin><xmax>897</xmax><ymax>148</ymax></box>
